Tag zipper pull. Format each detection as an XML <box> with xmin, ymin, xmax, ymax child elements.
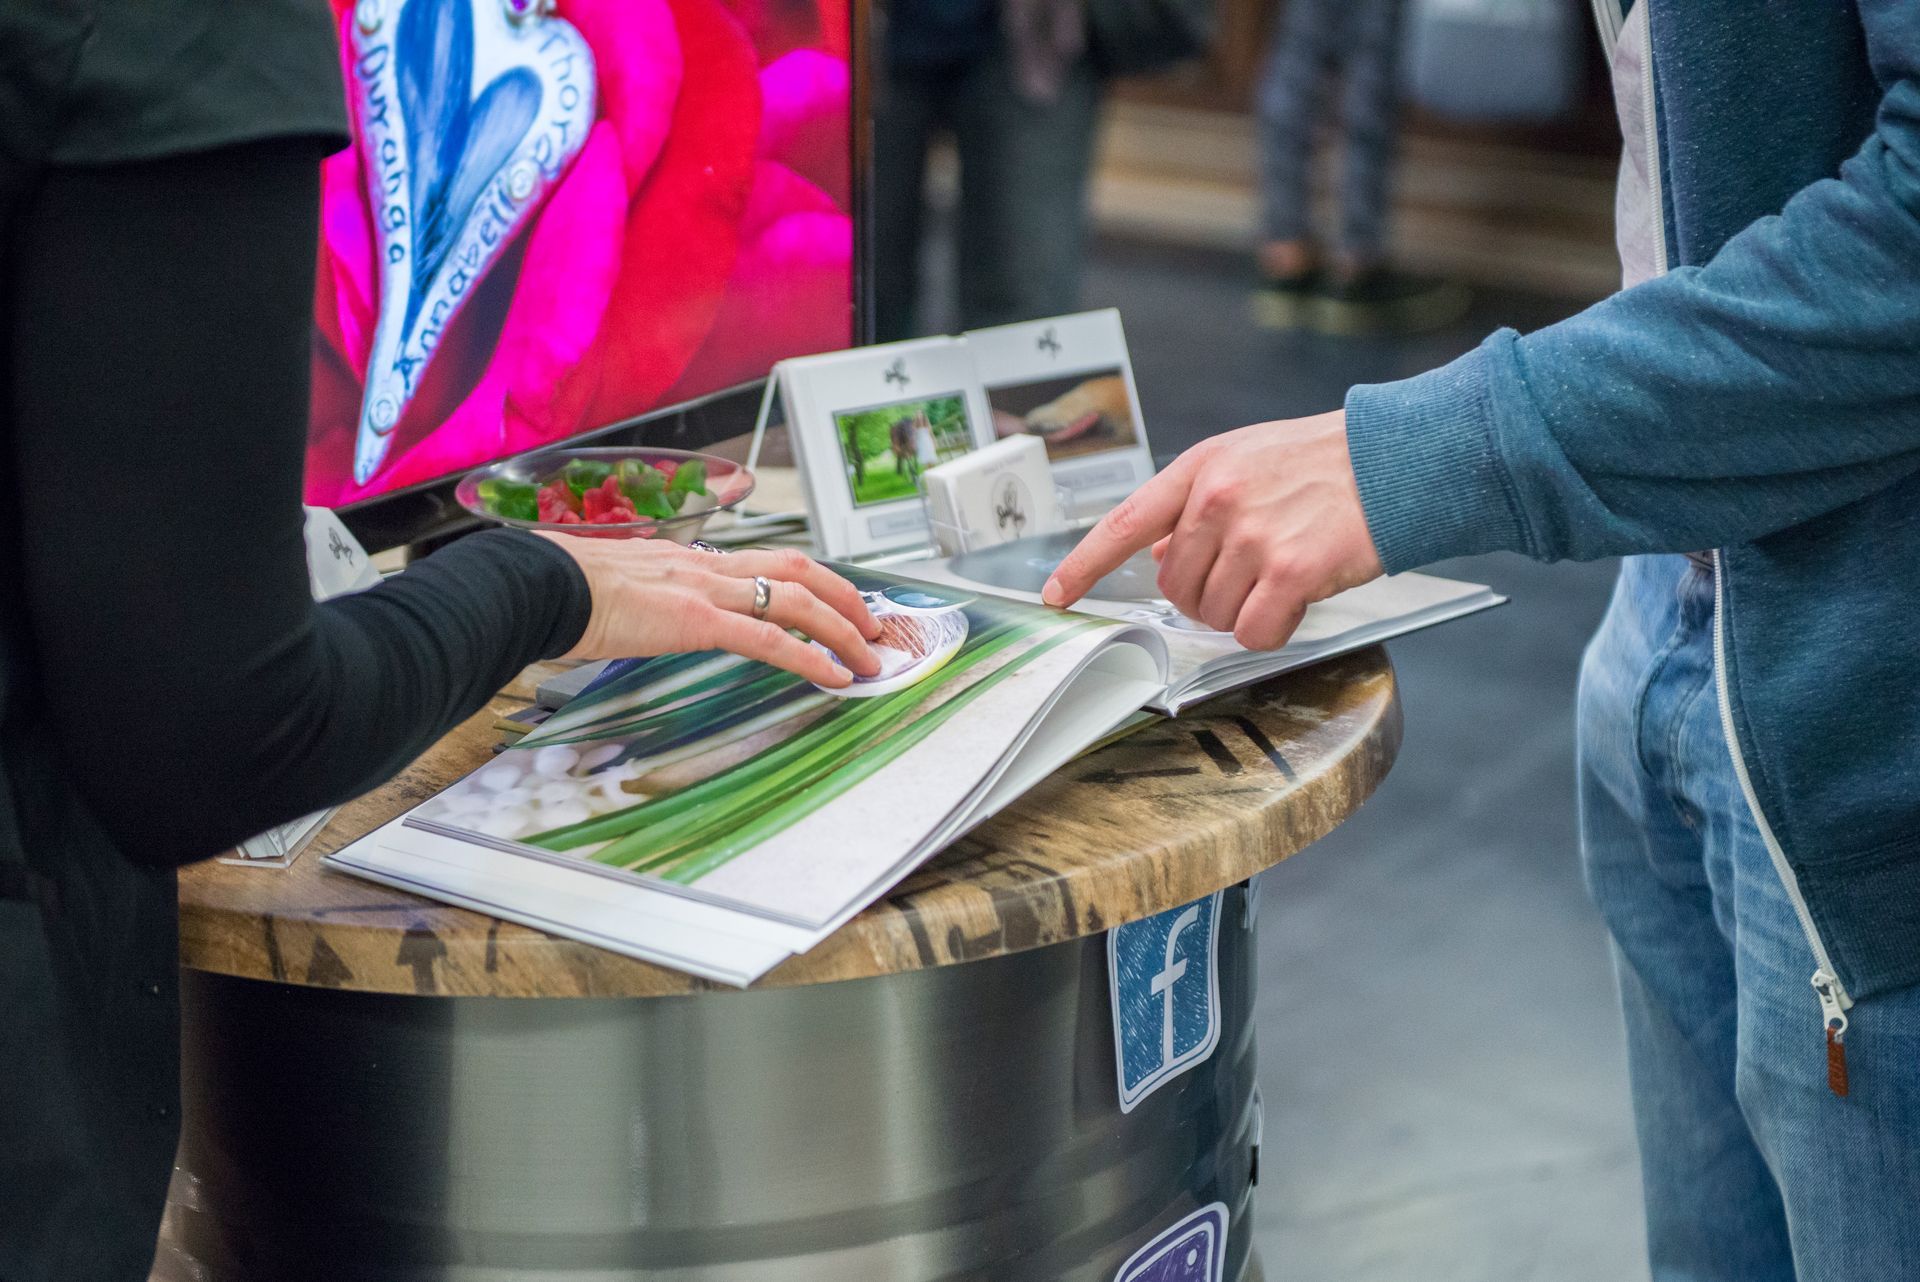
<box><xmin>1813</xmin><ymin>969</ymin><xmax>1850</xmax><ymax>1098</ymax></box>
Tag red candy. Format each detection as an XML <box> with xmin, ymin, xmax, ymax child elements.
<box><xmin>536</xmin><ymin>481</ymin><xmax>577</xmax><ymax>524</ymax></box>
<box><xmin>580</xmin><ymin>477</ymin><xmax>639</xmax><ymax>525</ymax></box>
<box><xmin>529</xmin><ymin>474</ymin><xmax>655</xmax><ymax>531</ymax></box>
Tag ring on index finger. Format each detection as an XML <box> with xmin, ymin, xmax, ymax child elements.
<box><xmin>750</xmin><ymin>575</ymin><xmax>772</xmax><ymax>620</ymax></box>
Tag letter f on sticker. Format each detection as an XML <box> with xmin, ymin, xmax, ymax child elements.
<box><xmin>1150</xmin><ymin>906</ymin><xmax>1200</xmax><ymax>1064</ymax></box>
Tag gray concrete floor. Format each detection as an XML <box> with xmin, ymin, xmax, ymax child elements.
<box><xmin>1243</xmin><ymin>551</ymin><xmax>1645</xmax><ymax>1282</ymax></box>
<box><xmin>1081</xmin><ymin>239</ymin><xmax>1653</xmax><ymax>1280</ymax></box>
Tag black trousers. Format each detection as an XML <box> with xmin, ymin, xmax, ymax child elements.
<box><xmin>872</xmin><ymin>42</ymin><xmax>1106</xmax><ymax>341</ymax></box>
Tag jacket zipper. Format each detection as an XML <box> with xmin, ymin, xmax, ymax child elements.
<box><xmin>1712</xmin><ymin>551</ymin><xmax>1854</xmax><ymax>1096</ymax></box>
<box><xmin>1639</xmin><ymin>2</ymin><xmax>1668</xmax><ymax>279</ymax></box>
<box><xmin>1589</xmin><ymin>0</ymin><xmax>1624</xmax><ymax>59</ymax></box>
<box><xmin>1627</xmin><ymin>0</ymin><xmax>1850</xmax><ymax>1094</ymax></box>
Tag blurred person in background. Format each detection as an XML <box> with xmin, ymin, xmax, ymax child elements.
<box><xmin>1254</xmin><ymin>0</ymin><xmax>1468</xmax><ymax>334</ymax></box>
<box><xmin>872</xmin><ymin>0</ymin><xmax>1104</xmax><ymax>340</ymax></box>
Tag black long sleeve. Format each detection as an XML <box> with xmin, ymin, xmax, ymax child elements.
<box><xmin>6</xmin><ymin>139</ymin><xmax>593</xmax><ymax>867</ymax></box>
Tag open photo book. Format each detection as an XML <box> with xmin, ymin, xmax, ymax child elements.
<box><xmin>329</xmin><ymin>551</ymin><xmax>1502</xmax><ymax>985</ymax></box>
<box><xmin>902</xmin><ymin>530</ymin><xmax>1502</xmax><ymax>715</ymax></box>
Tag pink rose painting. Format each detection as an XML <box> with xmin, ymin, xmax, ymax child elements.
<box><xmin>306</xmin><ymin>0</ymin><xmax>854</xmax><ymax>505</ymax></box>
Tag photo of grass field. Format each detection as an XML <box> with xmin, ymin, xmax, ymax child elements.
<box><xmin>415</xmin><ymin>568</ymin><xmax>1110</xmax><ymax>887</ymax></box>
<box><xmin>833</xmin><ymin>393</ymin><xmax>975</xmax><ymax>507</ymax></box>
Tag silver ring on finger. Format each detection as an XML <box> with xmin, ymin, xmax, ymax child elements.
<box><xmin>750</xmin><ymin>575</ymin><xmax>772</xmax><ymax>620</ymax></box>
<box><xmin>688</xmin><ymin>539</ymin><xmax>723</xmax><ymax>554</ymax></box>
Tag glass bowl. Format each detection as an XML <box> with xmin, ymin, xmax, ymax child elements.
<box><xmin>456</xmin><ymin>447</ymin><xmax>755</xmax><ymax>542</ymax></box>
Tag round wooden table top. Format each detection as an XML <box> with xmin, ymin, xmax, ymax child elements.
<box><xmin>177</xmin><ymin>647</ymin><xmax>1400</xmax><ymax>998</ymax></box>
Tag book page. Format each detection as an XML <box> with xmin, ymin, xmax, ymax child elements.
<box><xmin>393</xmin><ymin>566</ymin><xmax>1156</xmax><ymax>930</ymax></box>
<box><xmin>900</xmin><ymin>533</ymin><xmax>1502</xmax><ymax>712</ymax></box>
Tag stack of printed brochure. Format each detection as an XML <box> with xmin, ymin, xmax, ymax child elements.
<box><xmin>330</xmin><ymin>539</ymin><xmax>1500</xmax><ymax>985</ymax></box>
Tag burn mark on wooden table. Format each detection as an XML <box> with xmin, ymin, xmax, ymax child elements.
<box><xmin>305</xmin><ymin>936</ymin><xmax>355</xmax><ymax>988</ymax></box>
<box><xmin>1230</xmin><ymin>715</ymin><xmax>1297</xmax><ymax>781</ymax></box>
<box><xmin>1191</xmin><ymin>728</ymin><xmax>1244</xmax><ymax>775</ymax></box>
<box><xmin>1079</xmin><ymin>764</ymin><xmax>1204</xmax><ymax>786</ymax></box>
<box><xmin>262</xmin><ymin>917</ymin><xmax>287</xmax><ymax>983</ymax></box>
<box><xmin>395</xmin><ymin>923</ymin><xmax>448</xmax><ymax>993</ymax></box>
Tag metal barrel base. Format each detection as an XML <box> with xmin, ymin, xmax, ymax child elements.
<box><xmin>168</xmin><ymin>914</ymin><xmax>1257</xmax><ymax>1281</ymax></box>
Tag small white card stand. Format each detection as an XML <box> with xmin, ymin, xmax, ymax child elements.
<box><xmin>737</xmin><ymin>310</ymin><xmax>1155</xmax><ymax>564</ymax></box>
<box><xmin>962</xmin><ymin>309</ymin><xmax>1155</xmax><ymax>514</ymax></box>
<box><xmin>750</xmin><ymin>340</ymin><xmax>996</xmax><ymax>562</ymax></box>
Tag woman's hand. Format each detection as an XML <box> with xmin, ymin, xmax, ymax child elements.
<box><xmin>1042</xmin><ymin>411</ymin><xmax>1385</xmax><ymax>650</ymax></box>
<box><xmin>538</xmin><ymin>537</ymin><xmax>883</xmax><ymax>687</ymax></box>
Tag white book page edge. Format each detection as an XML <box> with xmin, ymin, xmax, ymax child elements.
<box><xmin>328</xmin><ymin>817</ymin><xmax>805</xmax><ymax>983</ymax></box>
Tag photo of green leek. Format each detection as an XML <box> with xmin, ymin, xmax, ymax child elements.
<box><xmin>416</xmin><ymin>568</ymin><xmax>1111</xmax><ymax>885</ymax></box>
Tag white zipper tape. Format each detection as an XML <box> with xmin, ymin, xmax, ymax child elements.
<box><xmin>1590</xmin><ymin>0</ymin><xmax>1626</xmax><ymax>61</ymax></box>
<box><xmin>1640</xmin><ymin>4</ymin><xmax>1668</xmax><ymax>279</ymax></box>
<box><xmin>1709</xmin><ymin>552</ymin><xmax>1850</xmax><ymax>1007</ymax></box>
<box><xmin>1712</xmin><ymin>551</ymin><xmax>1854</xmax><ymax>1095</ymax></box>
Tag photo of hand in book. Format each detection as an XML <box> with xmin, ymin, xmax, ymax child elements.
<box><xmin>410</xmin><ymin>569</ymin><xmax>1118</xmax><ymax>901</ymax></box>
<box><xmin>988</xmin><ymin>367</ymin><xmax>1141</xmax><ymax>462</ymax></box>
<box><xmin>808</xmin><ymin>587</ymin><xmax>975</xmax><ymax>698</ymax></box>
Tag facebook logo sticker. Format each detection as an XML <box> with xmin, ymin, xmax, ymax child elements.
<box><xmin>1113</xmin><ymin>1202</ymin><xmax>1229</xmax><ymax>1282</ymax></box>
<box><xmin>1109</xmin><ymin>891</ymin><xmax>1223</xmax><ymax>1112</ymax></box>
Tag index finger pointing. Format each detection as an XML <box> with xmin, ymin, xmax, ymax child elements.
<box><xmin>1042</xmin><ymin>457</ymin><xmax>1198</xmax><ymax>606</ymax></box>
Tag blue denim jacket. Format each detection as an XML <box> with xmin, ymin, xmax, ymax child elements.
<box><xmin>1345</xmin><ymin>0</ymin><xmax>1920</xmax><ymax>1002</ymax></box>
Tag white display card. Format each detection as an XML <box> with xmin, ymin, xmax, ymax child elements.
<box><xmin>775</xmin><ymin>338</ymin><xmax>997</xmax><ymax>560</ymax></box>
<box><xmin>963</xmin><ymin>309</ymin><xmax>1156</xmax><ymax>512</ymax></box>
<box><xmin>922</xmin><ymin>433</ymin><xmax>1063</xmax><ymax>555</ymax></box>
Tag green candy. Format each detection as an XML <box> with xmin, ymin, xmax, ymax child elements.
<box><xmin>562</xmin><ymin>459</ymin><xmax>614</xmax><ymax>497</ymax></box>
<box><xmin>665</xmin><ymin>458</ymin><xmax>711</xmax><ymax>511</ymax></box>
<box><xmin>615</xmin><ymin>459</ymin><xmax>675</xmax><ymax>517</ymax></box>
<box><xmin>616</xmin><ymin>457</ymin><xmax>667</xmax><ymax>494</ymax></box>
<box><xmin>630</xmin><ymin>488</ymin><xmax>677</xmax><ymax>520</ymax></box>
<box><xmin>477</xmin><ymin>478</ymin><xmax>539</xmax><ymax>522</ymax></box>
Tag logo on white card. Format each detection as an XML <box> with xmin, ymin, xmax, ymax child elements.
<box><xmin>1110</xmin><ymin>892</ymin><xmax>1222</xmax><ymax>1112</ymax></box>
<box><xmin>1037</xmin><ymin>326</ymin><xmax>1062</xmax><ymax>357</ymax></box>
<box><xmin>1114</xmin><ymin>1202</ymin><xmax>1228</xmax><ymax>1282</ymax></box>
<box><xmin>884</xmin><ymin>357</ymin><xmax>910</xmax><ymax>389</ymax></box>
<box><xmin>992</xmin><ymin>474</ymin><xmax>1032</xmax><ymax>540</ymax></box>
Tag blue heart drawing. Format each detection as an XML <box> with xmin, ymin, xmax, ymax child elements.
<box><xmin>348</xmin><ymin>0</ymin><xmax>595</xmax><ymax>485</ymax></box>
<box><xmin>396</xmin><ymin>0</ymin><xmax>539</xmax><ymax>334</ymax></box>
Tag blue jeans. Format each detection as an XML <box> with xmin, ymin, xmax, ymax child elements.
<box><xmin>1256</xmin><ymin>0</ymin><xmax>1404</xmax><ymax>257</ymax></box>
<box><xmin>1577</xmin><ymin>555</ymin><xmax>1920</xmax><ymax>1281</ymax></box>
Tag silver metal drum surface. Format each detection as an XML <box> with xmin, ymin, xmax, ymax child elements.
<box><xmin>170</xmin><ymin>890</ymin><xmax>1259</xmax><ymax>1282</ymax></box>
